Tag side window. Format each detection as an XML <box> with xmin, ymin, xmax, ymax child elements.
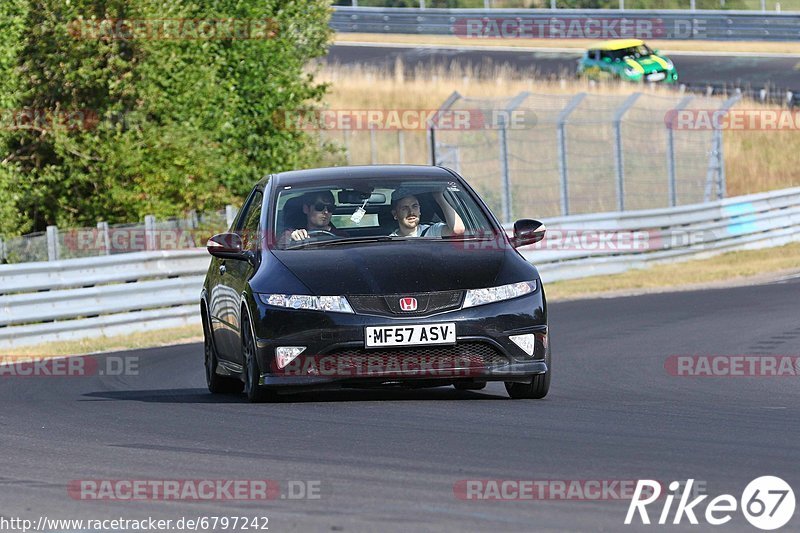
<box><xmin>239</xmin><ymin>191</ymin><xmax>263</xmax><ymax>251</ymax></box>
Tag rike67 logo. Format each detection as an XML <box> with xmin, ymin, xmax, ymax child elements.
<box><xmin>625</xmin><ymin>477</ymin><xmax>795</xmax><ymax>530</ymax></box>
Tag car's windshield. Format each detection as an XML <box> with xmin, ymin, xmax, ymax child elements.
<box><xmin>609</xmin><ymin>44</ymin><xmax>652</xmax><ymax>60</ymax></box>
<box><xmin>272</xmin><ymin>178</ymin><xmax>498</xmax><ymax>250</ymax></box>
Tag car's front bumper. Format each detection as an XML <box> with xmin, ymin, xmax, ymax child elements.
<box><xmin>251</xmin><ymin>290</ymin><xmax>548</xmax><ymax>390</ymax></box>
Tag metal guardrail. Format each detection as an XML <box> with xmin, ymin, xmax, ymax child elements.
<box><xmin>513</xmin><ymin>186</ymin><xmax>800</xmax><ymax>282</ymax></box>
<box><xmin>331</xmin><ymin>6</ymin><xmax>800</xmax><ymax>41</ymax></box>
<box><xmin>0</xmin><ymin>250</ymin><xmax>210</xmax><ymax>348</ymax></box>
<box><xmin>1</xmin><ymin>187</ymin><xmax>798</xmax><ymax>348</ymax></box>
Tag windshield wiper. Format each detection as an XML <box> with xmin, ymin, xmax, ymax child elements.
<box><xmin>284</xmin><ymin>235</ymin><xmax>401</xmax><ymax>249</ymax></box>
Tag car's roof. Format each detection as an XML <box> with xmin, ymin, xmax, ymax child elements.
<box><xmin>593</xmin><ymin>39</ymin><xmax>645</xmax><ymax>51</ymax></box>
<box><xmin>271</xmin><ymin>165</ymin><xmax>456</xmax><ymax>187</ymax></box>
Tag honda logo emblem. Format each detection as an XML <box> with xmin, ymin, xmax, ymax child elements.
<box><xmin>399</xmin><ymin>297</ymin><xmax>417</xmax><ymax>311</ymax></box>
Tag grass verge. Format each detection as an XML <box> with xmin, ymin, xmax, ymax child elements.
<box><xmin>545</xmin><ymin>241</ymin><xmax>800</xmax><ymax>300</ymax></box>
<box><xmin>335</xmin><ymin>33</ymin><xmax>800</xmax><ymax>55</ymax></box>
<box><xmin>4</xmin><ymin>323</ymin><xmax>202</xmax><ymax>358</ymax></box>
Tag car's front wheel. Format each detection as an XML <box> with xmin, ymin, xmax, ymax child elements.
<box><xmin>241</xmin><ymin>312</ymin><xmax>276</xmax><ymax>403</ymax></box>
<box><xmin>505</xmin><ymin>343</ymin><xmax>550</xmax><ymax>399</ymax></box>
<box><xmin>204</xmin><ymin>315</ymin><xmax>243</xmax><ymax>394</ymax></box>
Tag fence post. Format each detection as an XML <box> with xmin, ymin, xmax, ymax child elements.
<box><xmin>398</xmin><ymin>130</ymin><xmax>405</xmax><ymax>164</ymax></box>
<box><xmin>369</xmin><ymin>124</ymin><xmax>377</xmax><ymax>164</ymax></box>
<box><xmin>498</xmin><ymin>114</ymin><xmax>511</xmax><ymax>225</ymax></box>
<box><xmin>666</xmin><ymin>95</ymin><xmax>694</xmax><ymax>207</ymax></box>
<box><xmin>186</xmin><ymin>210</ymin><xmax>198</xmax><ymax>248</ymax></box>
<box><xmin>97</xmin><ymin>221</ymin><xmax>110</xmax><ymax>255</ymax></box>
<box><xmin>0</xmin><ymin>236</ymin><xmax>6</xmax><ymax>264</ymax></box>
<box><xmin>612</xmin><ymin>93</ymin><xmax>642</xmax><ymax>212</ymax></box>
<box><xmin>704</xmin><ymin>94</ymin><xmax>740</xmax><ymax>201</ymax></box>
<box><xmin>428</xmin><ymin>126</ymin><xmax>437</xmax><ymax>165</ymax></box>
<box><xmin>225</xmin><ymin>205</ymin><xmax>237</xmax><ymax>229</ymax></box>
<box><xmin>144</xmin><ymin>215</ymin><xmax>156</xmax><ymax>251</ymax></box>
<box><xmin>430</xmin><ymin>91</ymin><xmax>462</xmax><ymax>167</ymax></box>
<box><xmin>556</xmin><ymin>93</ymin><xmax>586</xmax><ymax>216</ymax></box>
<box><xmin>46</xmin><ymin>225</ymin><xmax>60</xmax><ymax>261</ymax></box>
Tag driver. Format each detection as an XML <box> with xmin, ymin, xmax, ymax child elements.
<box><xmin>390</xmin><ymin>188</ymin><xmax>465</xmax><ymax>238</ymax></box>
<box><xmin>283</xmin><ymin>191</ymin><xmax>349</xmax><ymax>242</ymax></box>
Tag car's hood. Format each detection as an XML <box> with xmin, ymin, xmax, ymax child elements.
<box><xmin>271</xmin><ymin>242</ymin><xmax>508</xmax><ymax>295</ymax></box>
<box><xmin>626</xmin><ymin>54</ymin><xmax>672</xmax><ymax>73</ymax></box>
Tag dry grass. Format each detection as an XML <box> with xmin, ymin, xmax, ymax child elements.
<box><xmin>336</xmin><ymin>33</ymin><xmax>800</xmax><ymax>55</ymax></box>
<box><xmin>317</xmin><ymin>63</ymin><xmax>800</xmax><ymax>199</ymax></box>
<box><xmin>4</xmin><ymin>324</ymin><xmax>202</xmax><ymax>357</ymax></box>
<box><xmin>545</xmin><ymin>241</ymin><xmax>800</xmax><ymax>300</ymax></box>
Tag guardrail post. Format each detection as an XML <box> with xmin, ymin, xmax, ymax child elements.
<box><xmin>144</xmin><ymin>215</ymin><xmax>156</xmax><ymax>251</ymax></box>
<box><xmin>225</xmin><ymin>205</ymin><xmax>237</xmax><ymax>228</ymax></box>
<box><xmin>97</xmin><ymin>221</ymin><xmax>110</xmax><ymax>255</ymax></box>
<box><xmin>666</xmin><ymin>95</ymin><xmax>694</xmax><ymax>207</ymax></box>
<box><xmin>46</xmin><ymin>225</ymin><xmax>60</xmax><ymax>261</ymax></box>
<box><xmin>556</xmin><ymin>93</ymin><xmax>586</xmax><ymax>216</ymax></box>
<box><xmin>612</xmin><ymin>93</ymin><xmax>642</xmax><ymax>212</ymax></box>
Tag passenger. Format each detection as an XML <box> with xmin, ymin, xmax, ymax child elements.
<box><xmin>389</xmin><ymin>188</ymin><xmax>465</xmax><ymax>238</ymax></box>
<box><xmin>283</xmin><ymin>191</ymin><xmax>348</xmax><ymax>243</ymax></box>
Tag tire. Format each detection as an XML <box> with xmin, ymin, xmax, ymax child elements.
<box><xmin>241</xmin><ymin>312</ymin><xmax>275</xmax><ymax>403</ymax></box>
<box><xmin>453</xmin><ymin>381</ymin><xmax>486</xmax><ymax>391</ymax></box>
<box><xmin>204</xmin><ymin>315</ymin><xmax>243</xmax><ymax>394</ymax></box>
<box><xmin>505</xmin><ymin>341</ymin><xmax>551</xmax><ymax>400</ymax></box>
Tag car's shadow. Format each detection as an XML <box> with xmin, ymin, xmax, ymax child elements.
<box><xmin>82</xmin><ymin>386</ymin><xmax>508</xmax><ymax>404</ymax></box>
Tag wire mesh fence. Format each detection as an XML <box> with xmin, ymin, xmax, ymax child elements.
<box><xmin>325</xmin><ymin>89</ymin><xmax>738</xmax><ymax>222</ymax></box>
<box><xmin>0</xmin><ymin>208</ymin><xmax>235</xmax><ymax>265</ymax></box>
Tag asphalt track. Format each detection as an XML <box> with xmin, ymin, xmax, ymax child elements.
<box><xmin>326</xmin><ymin>43</ymin><xmax>800</xmax><ymax>91</ymax></box>
<box><xmin>2</xmin><ymin>276</ymin><xmax>799</xmax><ymax>532</ymax></box>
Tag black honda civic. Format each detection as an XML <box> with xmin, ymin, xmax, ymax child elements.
<box><xmin>201</xmin><ymin>165</ymin><xmax>550</xmax><ymax>402</ymax></box>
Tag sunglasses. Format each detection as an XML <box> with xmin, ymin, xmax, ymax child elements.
<box><xmin>312</xmin><ymin>202</ymin><xmax>334</xmax><ymax>213</ymax></box>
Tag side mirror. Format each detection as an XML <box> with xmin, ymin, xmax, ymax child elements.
<box><xmin>512</xmin><ymin>219</ymin><xmax>546</xmax><ymax>248</ymax></box>
<box><xmin>207</xmin><ymin>232</ymin><xmax>253</xmax><ymax>262</ymax></box>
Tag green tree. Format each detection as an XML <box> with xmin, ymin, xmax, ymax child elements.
<box><xmin>0</xmin><ymin>0</ymin><xmax>333</xmax><ymax>234</ymax></box>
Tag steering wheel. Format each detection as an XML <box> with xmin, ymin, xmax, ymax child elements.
<box><xmin>306</xmin><ymin>230</ymin><xmax>337</xmax><ymax>238</ymax></box>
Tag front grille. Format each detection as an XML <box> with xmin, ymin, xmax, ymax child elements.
<box><xmin>348</xmin><ymin>290</ymin><xmax>463</xmax><ymax>317</ymax></box>
<box><xmin>306</xmin><ymin>342</ymin><xmax>509</xmax><ymax>378</ymax></box>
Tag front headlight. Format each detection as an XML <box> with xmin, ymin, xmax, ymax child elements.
<box><xmin>624</xmin><ymin>67</ymin><xmax>639</xmax><ymax>77</ymax></box>
<box><xmin>258</xmin><ymin>294</ymin><xmax>354</xmax><ymax>314</ymax></box>
<box><xmin>462</xmin><ymin>280</ymin><xmax>537</xmax><ymax>309</ymax></box>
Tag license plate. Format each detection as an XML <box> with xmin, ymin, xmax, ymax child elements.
<box><xmin>647</xmin><ymin>72</ymin><xmax>666</xmax><ymax>81</ymax></box>
<box><xmin>365</xmin><ymin>323</ymin><xmax>456</xmax><ymax>348</ymax></box>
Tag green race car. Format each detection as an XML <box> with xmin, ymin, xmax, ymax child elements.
<box><xmin>577</xmin><ymin>39</ymin><xmax>678</xmax><ymax>84</ymax></box>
